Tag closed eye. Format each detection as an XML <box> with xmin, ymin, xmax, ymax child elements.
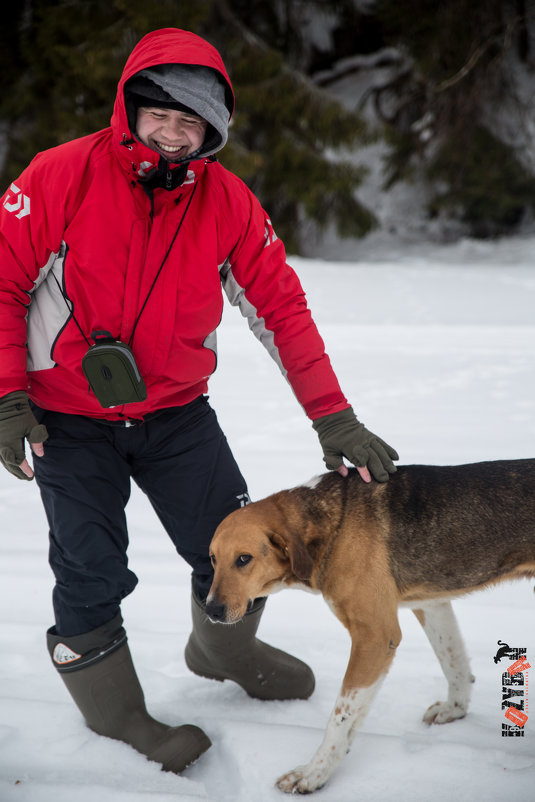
<box><xmin>235</xmin><ymin>554</ymin><xmax>253</xmax><ymax>568</ymax></box>
<box><xmin>183</xmin><ymin>116</ymin><xmax>206</xmax><ymax>126</ymax></box>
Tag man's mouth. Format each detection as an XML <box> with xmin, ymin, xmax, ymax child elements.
<box><xmin>154</xmin><ymin>141</ymin><xmax>185</xmax><ymax>156</ymax></box>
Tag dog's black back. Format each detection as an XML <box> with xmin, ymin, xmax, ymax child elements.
<box><xmin>383</xmin><ymin>459</ymin><xmax>535</xmax><ymax>593</ymax></box>
<box><xmin>294</xmin><ymin>459</ymin><xmax>535</xmax><ymax>596</ymax></box>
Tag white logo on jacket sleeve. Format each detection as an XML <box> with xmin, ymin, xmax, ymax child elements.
<box><xmin>3</xmin><ymin>183</ymin><xmax>30</xmax><ymax>219</ymax></box>
<box><xmin>264</xmin><ymin>217</ymin><xmax>278</xmax><ymax>248</ymax></box>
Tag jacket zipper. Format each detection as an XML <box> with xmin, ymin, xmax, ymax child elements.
<box><xmin>128</xmin><ymin>184</ymin><xmax>197</xmax><ymax>348</ymax></box>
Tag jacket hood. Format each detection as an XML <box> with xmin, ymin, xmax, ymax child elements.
<box><xmin>111</xmin><ymin>29</ymin><xmax>234</xmax><ymax>170</ymax></box>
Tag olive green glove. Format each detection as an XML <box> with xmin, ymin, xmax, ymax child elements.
<box><xmin>0</xmin><ymin>391</ymin><xmax>48</xmax><ymax>480</ymax></box>
<box><xmin>312</xmin><ymin>407</ymin><xmax>398</xmax><ymax>483</ymax></box>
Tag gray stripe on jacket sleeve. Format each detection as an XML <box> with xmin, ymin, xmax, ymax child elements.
<box><xmin>27</xmin><ymin>242</ymin><xmax>71</xmax><ymax>371</ymax></box>
<box><xmin>219</xmin><ymin>259</ymin><xmax>288</xmax><ymax>379</ymax></box>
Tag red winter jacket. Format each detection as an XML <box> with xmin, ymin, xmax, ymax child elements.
<box><xmin>0</xmin><ymin>28</ymin><xmax>348</xmax><ymax>421</ymax></box>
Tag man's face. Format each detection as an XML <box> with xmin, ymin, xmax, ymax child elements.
<box><xmin>136</xmin><ymin>106</ymin><xmax>208</xmax><ymax>160</ymax></box>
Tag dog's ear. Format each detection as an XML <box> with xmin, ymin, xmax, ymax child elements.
<box><xmin>268</xmin><ymin>530</ymin><xmax>314</xmax><ymax>581</ymax></box>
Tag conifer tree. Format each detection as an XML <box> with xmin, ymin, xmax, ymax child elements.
<box><xmin>376</xmin><ymin>0</ymin><xmax>535</xmax><ymax>235</ymax></box>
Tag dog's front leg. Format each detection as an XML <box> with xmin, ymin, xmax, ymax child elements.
<box><xmin>276</xmin><ymin>624</ymin><xmax>399</xmax><ymax>795</ymax></box>
<box><xmin>276</xmin><ymin>680</ymin><xmax>384</xmax><ymax>794</ymax></box>
<box><xmin>413</xmin><ymin>601</ymin><xmax>473</xmax><ymax>724</ymax></box>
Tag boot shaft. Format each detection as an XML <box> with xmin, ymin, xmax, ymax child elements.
<box><xmin>47</xmin><ymin>612</ymin><xmax>126</xmax><ymax>673</ymax></box>
<box><xmin>185</xmin><ymin>587</ymin><xmax>315</xmax><ymax>700</ymax></box>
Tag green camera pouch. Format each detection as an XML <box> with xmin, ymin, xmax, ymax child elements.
<box><xmin>82</xmin><ymin>331</ymin><xmax>147</xmax><ymax>408</ymax></box>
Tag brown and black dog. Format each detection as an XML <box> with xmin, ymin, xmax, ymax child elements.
<box><xmin>206</xmin><ymin>459</ymin><xmax>535</xmax><ymax>793</ymax></box>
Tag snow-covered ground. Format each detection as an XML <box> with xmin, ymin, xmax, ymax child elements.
<box><xmin>1</xmin><ymin>235</ymin><xmax>534</xmax><ymax>801</ymax></box>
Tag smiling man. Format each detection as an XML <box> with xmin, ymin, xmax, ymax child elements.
<box><xmin>0</xmin><ymin>28</ymin><xmax>397</xmax><ymax>777</ymax></box>
<box><xmin>136</xmin><ymin>106</ymin><xmax>208</xmax><ymax>160</ymax></box>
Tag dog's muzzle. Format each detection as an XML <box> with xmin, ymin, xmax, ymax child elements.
<box><xmin>205</xmin><ymin>601</ymin><xmax>227</xmax><ymax>623</ymax></box>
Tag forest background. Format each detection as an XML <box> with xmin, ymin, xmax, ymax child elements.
<box><xmin>2</xmin><ymin>0</ymin><xmax>535</xmax><ymax>255</ymax></box>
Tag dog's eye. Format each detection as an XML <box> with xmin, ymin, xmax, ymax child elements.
<box><xmin>235</xmin><ymin>554</ymin><xmax>252</xmax><ymax>568</ymax></box>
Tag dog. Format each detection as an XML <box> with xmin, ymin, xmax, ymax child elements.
<box><xmin>206</xmin><ymin>459</ymin><xmax>535</xmax><ymax>794</ymax></box>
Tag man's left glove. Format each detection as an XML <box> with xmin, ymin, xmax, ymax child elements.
<box><xmin>0</xmin><ymin>391</ymin><xmax>48</xmax><ymax>480</ymax></box>
<box><xmin>312</xmin><ymin>407</ymin><xmax>398</xmax><ymax>483</ymax></box>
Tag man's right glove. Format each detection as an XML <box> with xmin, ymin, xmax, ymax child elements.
<box><xmin>0</xmin><ymin>391</ymin><xmax>48</xmax><ymax>480</ymax></box>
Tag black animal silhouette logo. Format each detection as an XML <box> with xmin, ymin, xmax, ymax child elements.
<box><xmin>494</xmin><ymin>640</ymin><xmax>516</xmax><ymax>664</ymax></box>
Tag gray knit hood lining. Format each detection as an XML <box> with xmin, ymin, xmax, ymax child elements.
<box><xmin>125</xmin><ymin>63</ymin><xmax>231</xmax><ymax>162</ymax></box>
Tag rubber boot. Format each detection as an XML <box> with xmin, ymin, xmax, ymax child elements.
<box><xmin>184</xmin><ymin>587</ymin><xmax>315</xmax><ymax>700</ymax></box>
<box><xmin>47</xmin><ymin>614</ymin><xmax>211</xmax><ymax>772</ymax></box>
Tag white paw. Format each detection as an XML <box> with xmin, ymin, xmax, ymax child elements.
<box><xmin>423</xmin><ymin>700</ymin><xmax>467</xmax><ymax>725</ymax></box>
<box><xmin>276</xmin><ymin>765</ymin><xmax>328</xmax><ymax>794</ymax></box>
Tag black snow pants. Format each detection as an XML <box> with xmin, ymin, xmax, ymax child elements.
<box><xmin>33</xmin><ymin>396</ymin><xmax>249</xmax><ymax>637</ymax></box>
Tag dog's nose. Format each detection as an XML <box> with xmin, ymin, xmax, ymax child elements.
<box><xmin>205</xmin><ymin>601</ymin><xmax>227</xmax><ymax>622</ymax></box>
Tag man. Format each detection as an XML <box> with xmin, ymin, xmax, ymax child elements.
<box><xmin>0</xmin><ymin>28</ymin><xmax>398</xmax><ymax>773</ymax></box>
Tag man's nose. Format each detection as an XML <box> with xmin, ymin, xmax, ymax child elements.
<box><xmin>163</xmin><ymin>118</ymin><xmax>186</xmax><ymax>137</ymax></box>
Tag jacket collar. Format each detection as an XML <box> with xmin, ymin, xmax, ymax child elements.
<box><xmin>114</xmin><ymin>131</ymin><xmax>208</xmax><ymax>189</ymax></box>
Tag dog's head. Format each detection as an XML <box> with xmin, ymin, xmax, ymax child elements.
<box><xmin>206</xmin><ymin>499</ymin><xmax>314</xmax><ymax>624</ymax></box>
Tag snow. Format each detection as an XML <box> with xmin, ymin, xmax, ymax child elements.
<box><xmin>1</xmin><ymin>234</ymin><xmax>535</xmax><ymax>801</ymax></box>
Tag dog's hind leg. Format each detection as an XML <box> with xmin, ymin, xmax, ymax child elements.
<box><xmin>413</xmin><ymin>600</ymin><xmax>473</xmax><ymax>725</ymax></box>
